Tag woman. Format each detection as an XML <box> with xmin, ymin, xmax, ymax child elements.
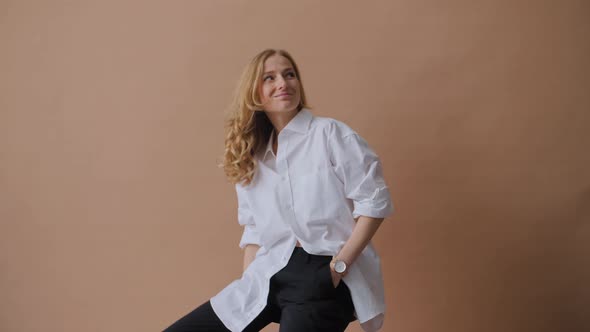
<box><xmin>164</xmin><ymin>49</ymin><xmax>394</xmax><ymax>332</ymax></box>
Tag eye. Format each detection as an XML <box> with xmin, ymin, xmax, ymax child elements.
<box><xmin>263</xmin><ymin>75</ymin><xmax>273</xmax><ymax>81</ymax></box>
<box><xmin>286</xmin><ymin>72</ymin><xmax>296</xmax><ymax>78</ymax></box>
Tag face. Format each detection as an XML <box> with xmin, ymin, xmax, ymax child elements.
<box><xmin>258</xmin><ymin>54</ymin><xmax>301</xmax><ymax>113</ymax></box>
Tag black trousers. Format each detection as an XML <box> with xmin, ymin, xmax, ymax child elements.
<box><xmin>163</xmin><ymin>247</ymin><xmax>356</xmax><ymax>332</ymax></box>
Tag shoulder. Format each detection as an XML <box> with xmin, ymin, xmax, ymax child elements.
<box><xmin>310</xmin><ymin>114</ymin><xmax>358</xmax><ymax>140</ymax></box>
<box><xmin>235</xmin><ymin>181</ymin><xmax>247</xmax><ymax>193</ymax></box>
<box><xmin>310</xmin><ymin>113</ymin><xmax>377</xmax><ymax>159</ymax></box>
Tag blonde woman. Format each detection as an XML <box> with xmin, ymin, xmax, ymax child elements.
<box><xmin>163</xmin><ymin>49</ymin><xmax>394</xmax><ymax>332</ymax></box>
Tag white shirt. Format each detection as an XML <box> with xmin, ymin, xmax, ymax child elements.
<box><xmin>210</xmin><ymin>108</ymin><xmax>394</xmax><ymax>332</ymax></box>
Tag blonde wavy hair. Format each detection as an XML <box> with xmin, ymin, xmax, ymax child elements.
<box><xmin>219</xmin><ymin>49</ymin><xmax>310</xmax><ymax>186</ymax></box>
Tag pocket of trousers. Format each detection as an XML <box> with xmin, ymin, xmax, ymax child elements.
<box><xmin>322</xmin><ymin>261</ymin><xmax>340</xmax><ymax>289</ymax></box>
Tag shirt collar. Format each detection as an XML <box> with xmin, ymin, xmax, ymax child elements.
<box><xmin>262</xmin><ymin>107</ymin><xmax>313</xmax><ymax>160</ymax></box>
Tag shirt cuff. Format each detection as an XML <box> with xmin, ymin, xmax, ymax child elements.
<box><xmin>352</xmin><ymin>186</ymin><xmax>395</xmax><ymax>219</ymax></box>
<box><xmin>238</xmin><ymin>224</ymin><xmax>261</xmax><ymax>249</ymax></box>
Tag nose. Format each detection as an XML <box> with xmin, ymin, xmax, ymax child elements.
<box><xmin>275</xmin><ymin>75</ymin><xmax>287</xmax><ymax>89</ymax></box>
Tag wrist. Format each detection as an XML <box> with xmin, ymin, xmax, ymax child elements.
<box><xmin>330</xmin><ymin>256</ymin><xmax>349</xmax><ymax>277</ymax></box>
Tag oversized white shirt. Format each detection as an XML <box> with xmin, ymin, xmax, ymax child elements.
<box><xmin>210</xmin><ymin>108</ymin><xmax>394</xmax><ymax>332</ymax></box>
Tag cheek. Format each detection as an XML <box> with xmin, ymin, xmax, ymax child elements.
<box><xmin>261</xmin><ymin>85</ymin><xmax>272</xmax><ymax>99</ymax></box>
<box><xmin>258</xmin><ymin>86</ymin><xmax>267</xmax><ymax>102</ymax></box>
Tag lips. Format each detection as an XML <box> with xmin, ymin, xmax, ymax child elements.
<box><xmin>275</xmin><ymin>93</ymin><xmax>291</xmax><ymax>97</ymax></box>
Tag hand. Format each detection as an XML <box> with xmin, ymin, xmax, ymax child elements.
<box><xmin>329</xmin><ymin>267</ymin><xmax>342</xmax><ymax>288</ymax></box>
<box><xmin>329</xmin><ymin>260</ymin><xmax>344</xmax><ymax>288</ymax></box>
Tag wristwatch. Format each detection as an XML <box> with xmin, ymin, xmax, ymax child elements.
<box><xmin>331</xmin><ymin>258</ymin><xmax>348</xmax><ymax>275</ymax></box>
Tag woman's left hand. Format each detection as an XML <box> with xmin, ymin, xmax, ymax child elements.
<box><xmin>329</xmin><ymin>268</ymin><xmax>342</xmax><ymax>288</ymax></box>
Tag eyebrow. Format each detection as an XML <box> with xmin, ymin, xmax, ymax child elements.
<box><xmin>263</xmin><ymin>68</ymin><xmax>294</xmax><ymax>76</ymax></box>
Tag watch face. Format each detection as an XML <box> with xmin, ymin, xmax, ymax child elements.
<box><xmin>334</xmin><ymin>260</ymin><xmax>347</xmax><ymax>273</ymax></box>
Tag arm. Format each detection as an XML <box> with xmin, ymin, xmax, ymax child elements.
<box><xmin>329</xmin><ymin>216</ymin><xmax>384</xmax><ymax>286</ymax></box>
<box><xmin>235</xmin><ymin>183</ymin><xmax>262</xmax><ymax>271</ymax></box>
<box><xmin>326</xmin><ymin>123</ymin><xmax>394</xmax><ymax>285</ymax></box>
<box><xmin>243</xmin><ymin>244</ymin><xmax>260</xmax><ymax>272</ymax></box>
<box><xmin>334</xmin><ymin>215</ymin><xmax>384</xmax><ymax>271</ymax></box>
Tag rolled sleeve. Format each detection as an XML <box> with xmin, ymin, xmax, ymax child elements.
<box><xmin>328</xmin><ymin>123</ymin><xmax>395</xmax><ymax>219</ymax></box>
<box><xmin>236</xmin><ymin>183</ymin><xmax>261</xmax><ymax>249</ymax></box>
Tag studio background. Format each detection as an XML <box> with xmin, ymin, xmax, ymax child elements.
<box><xmin>1</xmin><ymin>1</ymin><xmax>588</xmax><ymax>331</ymax></box>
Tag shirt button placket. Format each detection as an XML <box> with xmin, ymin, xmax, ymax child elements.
<box><xmin>282</xmin><ymin>176</ymin><xmax>290</xmax><ymax>211</ymax></box>
<box><xmin>278</xmin><ymin>138</ymin><xmax>304</xmax><ymax>245</ymax></box>
<box><xmin>277</xmin><ymin>139</ymin><xmax>292</xmax><ymax>212</ymax></box>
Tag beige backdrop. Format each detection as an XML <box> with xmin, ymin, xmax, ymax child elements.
<box><xmin>1</xmin><ymin>1</ymin><xmax>588</xmax><ymax>331</ymax></box>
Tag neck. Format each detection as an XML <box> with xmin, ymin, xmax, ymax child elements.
<box><xmin>265</xmin><ymin>107</ymin><xmax>300</xmax><ymax>135</ymax></box>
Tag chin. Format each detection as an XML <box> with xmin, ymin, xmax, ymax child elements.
<box><xmin>270</xmin><ymin>105</ymin><xmax>299</xmax><ymax>113</ymax></box>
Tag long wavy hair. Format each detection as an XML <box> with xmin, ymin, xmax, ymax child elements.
<box><xmin>219</xmin><ymin>49</ymin><xmax>310</xmax><ymax>186</ymax></box>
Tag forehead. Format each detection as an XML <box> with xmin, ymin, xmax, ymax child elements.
<box><xmin>262</xmin><ymin>55</ymin><xmax>293</xmax><ymax>73</ymax></box>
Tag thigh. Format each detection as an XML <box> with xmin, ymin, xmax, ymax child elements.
<box><xmin>163</xmin><ymin>300</ymin><xmax>278</xmax><ymax>332</ymax></box>
<box><xmin>278</xmin><ymin>302</ymin><xmax>351</xmax><ymax>332</ymax></box>
<box><xmin>163</xmin><ymin>300</ymin><xmax>229</xmax><ymax>332</ymax></box>
<box><xmin>242</xmin><ymin>302</ymin><xmax>280</xmax><ymax>332</ymax></box>
<box><xmin>278</xmin><ymin>261</ymin><xmax>356</xmax><ymax>332</ymax></box>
